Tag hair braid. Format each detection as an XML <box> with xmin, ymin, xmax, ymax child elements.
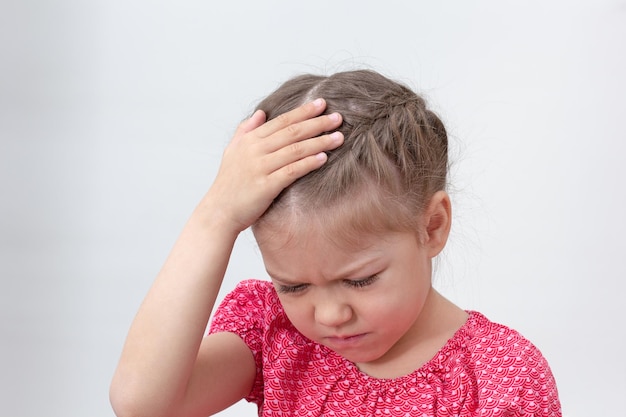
<box><xmin>254</xmin><ymin>70</ymin><xmax>449</xmax><ymax>239</ymax></box>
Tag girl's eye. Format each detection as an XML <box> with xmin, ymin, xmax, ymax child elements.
<box><xmin>277</xmin><ymin>284</ymin><xmax>308</xmax><ymax>294</ymax></box>
<box><xmin>345</xmin><ymin>275</ymin><xmax>379</xmax><ymax>289</ymax></box>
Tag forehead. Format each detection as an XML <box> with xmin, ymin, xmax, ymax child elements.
<box><xmin>254</xmin><ymin>200</ymin><xmax>417</xmax><ymax>256</ymax></box>
<box><xmin>255</xmin><ymin>219</ymin><xmax>411</xmax><ymax>284</ymax></box>
<box><xmin>254</xmin><ymin>214</ymin><xmax>374</xmax><ymax>254</ymax></box>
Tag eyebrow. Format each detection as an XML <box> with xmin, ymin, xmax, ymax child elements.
<box><xmin>265</xmin><ymin>257</ymin><xmax>381</xmax><ymax>286</ymax></box>
<box><xmin>266</xmin><ymin>273</ymin><xmax>300</xmax><ymax>286</ymax></box>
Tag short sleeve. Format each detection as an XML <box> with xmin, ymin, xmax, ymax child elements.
<box><xmin>516</xmin><ymin>343</ymin><xmax>561</xmax><ymax>416</ymax></box>
<box><xmin>469</xmin><ymin>315</ymin><xmax>562</xmax><ymax>417</ymax></box>
<box><xmin>209</xmin><ymin>280</ymin><xmax>271</xmax><ymax>405</ymax></box>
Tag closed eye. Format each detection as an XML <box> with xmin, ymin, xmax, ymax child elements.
<box><xmin>276</xmin><ymin>275</ymin><xmax>379</xmax><ymax>294</ymax></box>
<box><xmin>276</xmin><ymin>283</ymin><xmax>309</xmax><ymax>294</ymax></box>
<box><xmin>344</xmin><ymin>275</ymin><xmax>379</xmax><ymax>289</ymax></box>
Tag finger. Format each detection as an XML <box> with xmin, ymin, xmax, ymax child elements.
<box><xmin>267</xmin><ymin>152</ymin><xmax>329</xmax><ymax>193</ymax></box>
<box><xmin>254</xmin><ymin>98</ymin><xmax>327</xmax><ymax>138</ymax></box>
<box><xmin>265</xmin><ymin>131</ymin><xmax>344</xmax><ymax>173</ymax></box>
<box><xmin>235</xmin><ymin>110</ymin><xmax>267</xmax><ymax>137</ymax></box>
<box><xmin>262</xmin><ymin>112</ymin><xmax>343</xmax><ymax>154</ymax></box>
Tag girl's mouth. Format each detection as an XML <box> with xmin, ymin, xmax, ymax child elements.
<box><xmin>325</xmin><ymin>333</ymin><xmax>368</xmax><ymax>349</ymax></box>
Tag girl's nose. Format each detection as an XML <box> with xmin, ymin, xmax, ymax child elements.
<box><xmin>314</xmin><ymin>299</ymin><xmax>353</xmax><ymax>328</ymax></box>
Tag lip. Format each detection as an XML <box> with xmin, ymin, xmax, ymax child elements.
<box><xmin>324</xmin><ymin>333</ymin><xmax>368</xmax><ymax>349</ymax></box>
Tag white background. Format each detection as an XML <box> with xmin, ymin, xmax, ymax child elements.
<box><xmin>1</xmin><ymin>1</ymin><xmax>625</xmax><ymax>416</ymax></box>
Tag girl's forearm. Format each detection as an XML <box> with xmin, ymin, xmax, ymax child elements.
<box><xmin>110</xmin><ymin>195</ymin><xmax>239</xmax><ymax>416</ymax></box>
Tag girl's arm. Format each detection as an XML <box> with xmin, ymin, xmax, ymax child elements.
<box><xmin>109</xmin><ymin>100</ymin><xmax>343</xmax><ymax>417</ymax></box>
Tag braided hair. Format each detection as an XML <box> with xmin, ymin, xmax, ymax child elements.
<box><xmin>253</xmin><ymin>70</ymin><xmax>449</xmax><ymax>244</ymax></box>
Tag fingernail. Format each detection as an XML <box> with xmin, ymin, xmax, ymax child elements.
<box><xmin>313</xmin><ymin>98</ymin><xmax>324</xmax><ymax>107</ymax></box>
<box><xmin>330</xmin><ymin>132</ymin><xmax>343</xmax><ymax>142</ymax></box>
<box><xmin>328</xmin><ymin>112</ymin><xmax>341</xmax><ymax>122</ymax></box>
<box><xmin>316</xmin><ymin>152</ymin><xmax>328</xmax><ymax>162</ymax></box>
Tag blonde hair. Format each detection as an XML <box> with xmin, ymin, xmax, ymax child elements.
<box><xmin>253</xmin><ymin>70</ymin><xmax>448</xmax><ymax>244</ymax></box>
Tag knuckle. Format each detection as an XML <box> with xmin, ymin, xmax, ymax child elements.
<box><xmin>284</xmin><ymin>162</ymin><xmax>299</xmax><ymax>178</ymax></box>
<box><xmin>285</xmin><ymin>123</ymin><xmax>301</xmax><ymax>137</ymax></box>
<box><xmin>288</xmin><ymin>141</ymin><xmax>305</xmax><ymax>157</ymax></box>
<box><xmin>274</xmin><ymin>112</ymin><xmax>292</xmax><ymax>127</ymax></box>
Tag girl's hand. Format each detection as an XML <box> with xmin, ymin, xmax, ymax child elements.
<box><xmin>205</xmin><ymin>98</ymin><xmax>343</xmax><ymax>234</ymax></box>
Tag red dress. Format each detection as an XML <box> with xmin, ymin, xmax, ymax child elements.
<box><xmin>209</xmin><ymin>280</ymin><xmax>561</xmax><ymax>416</ymax></box>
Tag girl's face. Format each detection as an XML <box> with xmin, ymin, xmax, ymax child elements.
<box><xmin>255</xmin><ymin>223</ymin><xmax>434</xmax><ymax>371</ymax></box>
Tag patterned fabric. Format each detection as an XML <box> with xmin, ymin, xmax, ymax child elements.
<box><xmin>209</xmin><ymin>280</ymin><xmax>561</xmax><ymax>416</ymax></box>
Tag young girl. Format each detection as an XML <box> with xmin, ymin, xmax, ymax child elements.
<box><xmin>110</xmin><ymin>70</ymin><xmax>561</xmax><ymax>417</ymax></box>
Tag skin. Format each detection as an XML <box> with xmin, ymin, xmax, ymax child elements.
<box><xmin>110</xmin><ymin>99</ymin><xmax>344</xmax><ymax>417</ymax></box>
<box><xmin>255</xmin><ymin>192</ymin><xmax>468</xmax><ymax>379</ymax></box>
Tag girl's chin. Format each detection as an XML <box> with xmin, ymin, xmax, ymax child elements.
<box><xmin>326</xmin><ymin>347</ymin><xmax>387</xmax><ymax>367</ymax></box>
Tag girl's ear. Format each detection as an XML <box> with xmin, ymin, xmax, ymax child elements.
<box><xmin>422</xmin><ymin>191</ymin><xmax>452</xmax><ymax>258</ymax></box>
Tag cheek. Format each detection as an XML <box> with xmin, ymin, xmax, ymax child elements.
<box><xmin>359</xmin><ymin>284</ymin><xmax>425</xmax><ymax>320</ymax></box>
<box><xmin>279</xmin><ymin>297</ymin><xmax>314</xmax><ymax>330</ymax></box>
<box><xmin>359</xmin><ymin>296</ymin><xmax>405</xmax><ymax>321</ymax></box>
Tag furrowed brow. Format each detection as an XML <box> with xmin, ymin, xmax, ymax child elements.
<box><xmin>265</xmin><ymin>270</ymin><xmax>302</xmax><ymax>285</ymax></box>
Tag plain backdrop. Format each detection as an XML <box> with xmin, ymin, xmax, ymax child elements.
<box><xmin>1</xmin><ymin>1</ymin><xmax>625</xmax><ymax>416</ymax></box>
